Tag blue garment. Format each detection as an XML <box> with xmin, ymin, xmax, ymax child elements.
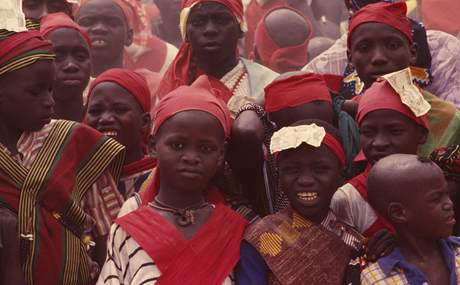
<box><xmin>376</xmin><ymin>237</ymin><xmax>460</xmax><ymax>285</ymax></box>
<box><xmin>235</xmin><ymin>241</ymin><xmax>268</xmax><ymax>285</ymax></box>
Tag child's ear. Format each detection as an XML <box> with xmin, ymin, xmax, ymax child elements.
<box><xmin>140</xmin><ymin>112</ymin><xmax>152</xmax><ymax>136</ymax></box>
<box><xmin>417</xmin><ymin>126</ymin><xmax>428</xmax><ymax>145</ymax></box>
<box><xmin>150</xmin><ymin>135</ymin><xmax>158</xmax><ymax>159</ymax></box>
<box><xmin>346</xmin><ymin>49</ymin><xmax>352</xmax><ymax>66</ymax></box>
<box><xmin>388</xmin><ymin>202</ymin><xmax>406</xmax><ymax>224</ymax></box>
<box><xmin>408</xmin><ymin>42</ymin><xmax>418</xmax><ymax>66</ymax></box>
<box><xmin>125</xmin><ymin>28</ymin><xmax>134</xmax><ymax>47</ymax></box>
<box><xmin>217</xmin><ymin>141</ymin><xmax>227</xmax><ymax>169</ymax></box>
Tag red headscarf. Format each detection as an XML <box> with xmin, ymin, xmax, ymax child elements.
<box><xmin>156</xmin><ymin>0</ymin><xmax>244</xmax><ymax>98</ymax></box>
<box><xmin>87</xmin><ymin>68</ymin><xmax>151</xmax><ymax>112</ymax></box>
<box><xmin>153</xmin><ymin>75</ymin><xmax>232</xmax><ymax>137</ymax></box>
<box><xmin>264</xmin><ymin>73</ymin><xmax>332</xmax><ymax>113</ymax></box>
<box><xmin>0</xmin><ymin>30</ymin><xmax>54</xmax><ymax>76</ymax></box>
<box><xmin>40</xmin><ymin>12</ymin><xmax>91</xmax><ymax>46</ymax></box>
<box><xmin>78</xmin><ymin>0</ymin><xmax>151</xmax><ymax>46</ymax></box>
<box><xmin>356</xmin><ymin>80</ymin><xmax>429</xmax><ymax>129</ymax></box>
<box><xmin>348</xmin><ymin>2</ymin><xmax>412</xmax><ymax>49</ymax></box>
<box><xmin>254</xmin><ymin>7</ymin><xmax>311</xmax><ymax>73</ymax></box>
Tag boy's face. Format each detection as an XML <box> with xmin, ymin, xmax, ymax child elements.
<box><xmin>153</xmin><ymin>111</ymin><xmax>225</xmax><ymax>193</ymax></box>
<box><xmin>348</xmin><ymin>22</ymin><xmax>417</xmax><ymax>88</ymax></box>
<box><xmin>0</xmin><ymin>61</ymin><xmax>55</xmax><ymax>132</ymax></box>
<box><xmin>268</xmin><ymin>101</ymin><xmax>334</xmax><ymax>130</ymax></box>
<box><xmin>278</xmin><ymin>144</ymin><xmax>342</xmax><ymax>223</ymax></box>
<box><xmin>47</xmin><ymin>28</ymin><xmax>91</xmax><ymax>97</ymax></box>
<box><xmin>360</xmin><ymin>110</ymin><xmax>426</xmax><ymax>164</ymax></box>
<box><xmin>86</xmin><ymin>82</ymin><xmax>149</xmax><ymax>152</ymax></box>
<box><xmin>76</xmin><ymin>0</ymin><xmax>132</xmax><ymax>62</ymax></box>
<box><xmin>186</xmin><ymin>2</ymin><xmax>242</xmax><ymax>64</ymax></box>
<box><xmin>22</xmin><ymin>0</ymin><xmax>72</xmax><ymax>20</ymax></box>
<box><xmin>403</xmin><ymin>171</ymin><xmax>455</xmax><ymax>239</ymax></box>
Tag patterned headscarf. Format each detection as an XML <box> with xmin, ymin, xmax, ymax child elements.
<box><xmin>430</xmin><ymin>145</ymin><xmax>460</xmax><ymax>180</ymax></box>
<box><xmin>0</xmin><ymin>30</ymin><xmax>54</xmax><ymax>76</ymax></box>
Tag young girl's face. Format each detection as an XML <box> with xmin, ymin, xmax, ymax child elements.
<box><xmin>153</xmin><ymin>110</ymin><xmax>225</xmax><ymax>193</ymax></box>
<box><xmin>359</xmin><ymin>109</ymin><xmax>426</xmax><ymax>164</ymax></box>
<box><xmin>278</xmin><ymin>144</ymin><xmax>343</xmax><ymax>223</ymax></box>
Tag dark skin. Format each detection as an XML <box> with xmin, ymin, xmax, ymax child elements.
<box><xmin>446</xmin><ymin>178</ymin><xmax>460</xmax><ymax>236</ymax></box>
<box><xmin>22</xmin><ymin>0</ymin><xmax>72</xmax><ymax>19</ymax></box>
<box><xmin>186</xmin><ymin>2</ymin><xmax>243</xmax><ymax>80</ymax></box>
<box><xmin>86</xmin><ymin>82</ymin><xmax>151</xmax><ymax>165</ymax></box>
<box><xmin>359</xmin><ymin>110</ymin><xmax>427</xmax><ymax>164</ymax></box>
<box><xmin>278</xmin><ymin>144</ymin><xmax>343</xmax><ymax>223</ymax></box>
<box><xmin>348</xmin><ymin>22</ymin><xmax>417</xmax><ymax>89</ymax></box>
<box><xmin>369</xmin><ymin>156</ymin><xmax>454</xmax><ymax>285</ymax></box>
<box><xmin>152</xmin><ymin>111</ymin><xmax>225</xmax><ymax>239</ymax></box>
<box><xmin>47</xmin><ymin>28</ymin><xmax>90</xmax><ymax>122</ymax></box>
<box><xmin>153</xmin><ymin>0</ymin><xmax>182</xmax><ymax>47</ymax></box>
<box><xmin>0</xmin><ymin>61</ymin><xmax>55</xmax><ymax>155</ymax></box>
<box><xmin>76</xmin><ymin>0</ymin><xmax>133</xmax><ymax>77</ymax></box>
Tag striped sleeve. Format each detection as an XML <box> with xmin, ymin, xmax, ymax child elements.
<box><xmin>97</xmin><ymin>224</ymin><xmax>161</xmax><ymax>285</ymax></box>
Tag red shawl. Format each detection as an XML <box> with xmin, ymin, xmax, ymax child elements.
<box><xmin>116</xmin><ymin>204</ymin><xmax>247</xmax><ymax>284</ymax></box>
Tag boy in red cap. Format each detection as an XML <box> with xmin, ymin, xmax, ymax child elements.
<box><xmin>40</xmin><ymin>12</ymin><xmax>91</xmax><ymax>122</ymax></box>
<box><xmin>156</xmin><ymin>0</ymin><xmax>278</xmax><ymax>116</ymax></box>
<box><xmin>75</xmin><ymin>0</ymin><xmax>177</xmax><ymax>77</ymax></box>
<box><xmin>97</xmin><ymin>75</ymin><xmax>248</xmax><ymax>285</ymax></box>
<box><xmin>0</xmin><ymin>29</ymin><xmax>125</xmax><ymax>285</ymax></box>
<box><xmin>362</xmin><ymin>154</ymin><xmax>459</xmax><ymax>284</ymax></box>
<box><xmin>331</xmin><ymin>72</ymin><xmax>429</xmax><ymax>238</ymax></box>
<box><xmin>237</xmin><ymin>119</ymin><xmax>365</xmax><ymax>285</ymax></box>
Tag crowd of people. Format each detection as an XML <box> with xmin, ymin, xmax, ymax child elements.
<box><xmin>0</xmin><ymin>0</ymin><xmax>459</xmax><ymax>284</ymax></box>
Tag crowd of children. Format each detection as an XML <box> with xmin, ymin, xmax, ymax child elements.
<box><xmin>0</xmin><ymin>0</ymin><xmax>459</xmax><ymax>284</ymax></box>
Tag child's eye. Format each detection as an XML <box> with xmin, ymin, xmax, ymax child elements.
<box><xmin>386</xmin><ymin>40</ymin><xmax>402</xmax><ymax>50</ymax></box>
<box><xmin>314</xmin><ymin>165</ymin><xmax>331</xmax><ymax>174</ymax></box>
<box><xmin>200</xmin><ymin>145</ymin><xmax>215</xmax><ymax>153</ymax></box>
<box><xmin>390</xmin><ymin>128</ymin><xmax>404</xmax><ymax>136</ymax></box>
<box><xmin>281</xmin><ymin>166</ymin><xmax>299</xmax><ymax>174</ymax></box>
<box><xmin>360</xmin><ymin>128</ymin><xmax>374</xmax><ymax>137</ymax></box>
<box><xmin>170</xmin><ymin>142</ymin><xmax>184</xmax><ymax>150</ymax></box>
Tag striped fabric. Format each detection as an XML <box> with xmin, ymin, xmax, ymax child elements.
<box><xmin>97</xmin><ymin>224</ymin><xmax>235</xmax><ymax>285</ymax></box>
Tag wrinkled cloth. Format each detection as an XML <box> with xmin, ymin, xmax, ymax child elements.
<box><xmin>88</xmin><ymin>68</ymin><xmax>151</xmax><ymax>112</ymax></box>
<box><xmin>264</xmin><ymin>72</ymin><xmax>331</xmax><ymax>113</ymax></box>
<box><xmin>153</xmin><ymin>75</ymin><xmax>232</xmax><ymax>137</ymax></box>
<box><xmin>0</xmin><ymin>30</ymin><xmax>54</xmax><ymax>76</ymax></box>
<box><xmin>348</xmin><ymin>2</ymin><xmax>412</xmax><ymax>48</ymax></box>
<box><xmin>254</xmin><ymin>7</ymin><xmax>311</xmax><ymax>73</ymax></box>
<box><xmin>40</xmin><ymin>12</ymin><xmax>90</xmax><ymax>46</ymax></box>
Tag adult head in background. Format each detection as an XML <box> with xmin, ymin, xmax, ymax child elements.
<box><xmin>41</xmin><ymin>12</ymin><xmax>91</xmax><ymax>122</ymax></box>
<box><xmin>253</xmin><ymin>7</ymin><xmax>312</xmax><ymax>73</ymax></box>
<box><xmin>156</xmin><ymin>0</ymin><xmax>278</xmax><ymax>115</ymax></box>
<box><xmin>152</xmin><ymin>0</ymin><xmax>182</xmax><ymax>47</ymax></box>
<box><xmin>76</xmin><ymin>0</ymin><xmax>177</xmax><ymax>78</ymax></box>
<box><xmin>75</xmin><ymin>0</ymin><xmax>133</xmax><ymax>76</ymax></box>
<box><xmin>22</xmin><ymin>0</ymin><xmax>74</xmax><ymax>20</ymax></box>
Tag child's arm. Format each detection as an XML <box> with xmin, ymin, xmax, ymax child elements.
<box><xmin>235</xmin><ymin>241</ymin><xmax>268</xmax><ymax>285</ymax></box>
<box><xmin>0</xmin><ymin>207</ymin><xmax>25</xmax><ymax>285</ymax></box>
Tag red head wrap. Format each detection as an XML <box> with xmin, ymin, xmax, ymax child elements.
<box><xmin>356</xmin><ymin>80</ymin><xmax>429</xmax><ymax>129</ymax></box>
<box><xmin>88</xmin><ymin>68</ymin><xmax>151</xmax><ymax>112</ymax></box>
<box><xmin>78</xmin><ymin>0</ymin><xmax>151</xmax><ymax>46</ymax></box>
<box><xmin>323</xmin><ymin>133</ymin><xmax>346</xmax><ymax>167</ymax></box>
<box><xmin>254</xmin><ymin>7</ymin><xmax>311</xmax><ymax>73</ymax></box>
<box><xmin>181</xmin><ymin>0</ymin><xmax>244</xmax><ymax>22</ymax></box>
<box><xmin>264</xmin><ymin>73</ymin><xmax>332</xmax><ymax>113</ymax></box>
<box><xmin>153</xmin><ymin>75</ymin><xmax>232</xmax><ymax>137</ymax></box>
<box><xmin>348</xmin><ymin>2</ymin><xmax>412</xmax><ymax>49</ymax></box>
<box><xmin>0</xmin><ymin>30</ymin><xmax>54</xmax><ymax>76</ymax></box>
<box><xmin>40</xmin><ymin>12</ymin><xmax>91</xmax><ymax>46</ymax></box>
<box><xmin>156</xmin><ymin>0</ymin><xmax>244</xmax><ymax>98</ymax></box>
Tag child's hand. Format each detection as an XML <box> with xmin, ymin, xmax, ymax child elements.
<box><xmin>366</xmin><ymin>229</ymin><xmax>395</xmax><ymax>262</ymax></box>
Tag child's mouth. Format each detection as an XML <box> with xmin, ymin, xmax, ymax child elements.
<box><xmin>297</xmin><ymin>192</ymin><xmax>319</xmax><ymax>202</ymax></box>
